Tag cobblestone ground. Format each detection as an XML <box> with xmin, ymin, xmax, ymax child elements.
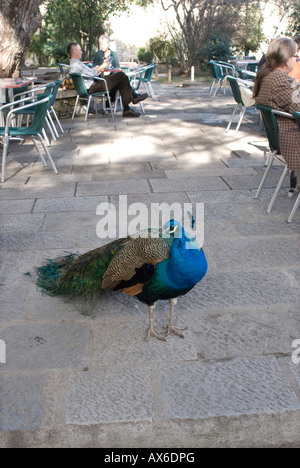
<box><xmin>0</xmin><ymin>81</ymin><xmax>300</xmax><ymax>447</ymax></box>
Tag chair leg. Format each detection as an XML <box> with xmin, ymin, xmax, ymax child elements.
<box><xmin>45</xmin><ymin>115</ymin><xmax>57</xmax><ymax>141</ymax></box>
<box><xmin>47</xmin><ymin>110</ymin><xmax>59</xmax><ymax>139</ymax></box>
<box><xmin>287</xmin><ymin>191</ymin><xmax>300</xmax><ymax>223</ymax></box>
<box><xmin>226</xmin><ymin>104</ymin><xmax>239</xmax><ymax>133</ymax></box>
<box><xmin>42</xmin><ymin>128</ymin><xmax>51</xmax><ymax>147</ymax></box>
<box><xmin>146</xmin><ymin>82</ymin><xmax>156</xmax><ymax>100</ymax></box>
<box><xmin>1</xmin><ymin>136</ymin><xmax>9</xmax><ymax>183</ymax></box>
<box><xmin>139</xmin><ymin>102</ymin><xmax>145</xmax><ymax>114</ymax></box>
<box><xmin>36</xmin><ymin>134</ymin><xmax>58</xmax><ymax>175</ymax></box>
<box><xmin>72</xmin><ymin>95</ymin><xmax>80</xmax><ymax>121</ymax></box>
<box><xmin>51</xmin><ymin>107</ymin><xmax>64</xmax><ymax>134</ymax></box>
<box><xmin>208</xmin><ymin>78</ymin><xmax>215</xmax><ymax>96</ymax></box>
<box><xmin>85</xmin><ymin>95</ymin><xmax>92</xmax><ymax>122</ymax></box>
<box><xmin>114</xmin><ymin>92</ymin><xmax>123</xmax><ymax>114</ymax></box>
<box><xmin>255</xmin><ymin>152</ymin><xmax>276</xmax><ymax>199</ymax></box>
<box><xmin>234</xmin><ymin>106</ymin><xmax>246</xmax><ymax>137</ymax></box>
<box><xmin>105</xmin><ymin>93</ymin><xmax>114</xmax><ymax>120</ymax></box>
<box><xmin>32</xmin><ymin>136</ymin><xmax>48</xmax><ymax>166</ymax></box>
<box><xmin>266</xmin><ymin>164</ymin><xmax>288</xmax><ymax>213</ymax></box>
<box><xmin>213</xmin><ymin>79</ymin><xmax>221</xmax><ymax>97</ymax></box>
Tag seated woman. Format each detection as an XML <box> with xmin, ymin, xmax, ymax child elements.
<box><xmin>253</xmin><ymin>37</ymin><xmax>300</xmax><ymax>195</ymax></box>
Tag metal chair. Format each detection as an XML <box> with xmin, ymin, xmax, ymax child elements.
<box><xmin>207</xmin><ymin>61</ymin><xmax>237</xmax><ymax>96</ymax></box>
<box><xmin>13</xmin><ymin>81</ymin><xmax>64</xmax><ymax>143</ymax></box>
<box><xmin>255</xmin><ymin>104</ymin><xmax>300</xmax><ymax>223</ymax></box>
<box><xmin>0</xmin><ymin>95</ymin><xmax>58</xmax><ymax>182</ymax></box>
<box><xmin>70</xmin><ymin>73</ymin><xmax>113</xmax><ymax>122</ymax></box>
<box><xmin>138</xmin><ymin>63</ymin><xmax>157</xmax><ymax>100</ymax></box>
<box><xmin>226</xmin><ymin>76</ymin><xmax>255</xmax><ymax>137</ymax></box>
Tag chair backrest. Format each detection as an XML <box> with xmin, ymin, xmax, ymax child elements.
<box><xmin>57</xmin><ymin>63</ymin><xmax>70</xmax><ymax>75</ymax></box>
<box><xmin>70</xmin><ymin>73</ymin><xmax>88</xmax><ymax>96</ymax></box>
<box><xmin>141</xmin><ymin>64</ymin><xmax>156</xmax><ymax>82</ymax></box>
<box><xmin>48</xmin><ymin>80</ymin><xmax>62</xmax><ymax>106</ymax></box>
<box><xmin>226</xmin><ymin>76</ymin><xmax>243</xmax><ymax>105</ymax></box>
<box><xmin>217</xmin><ymin>61</ymin><xmax>237</xmax><ymax>77</ymax></box>
<box><xmin>30</xmin><ymin>95</ymin><xmax>52</xmax><ymax>134</ymax></box>
<box><xmin>255</xmin><ymin>104</ymin><xmax>280</xmax><ymax>153</ymax></box>
<box><xmin>207</xmin><ymin>61</ymin><xmax>219</xmax><ymax>79</ymax></box>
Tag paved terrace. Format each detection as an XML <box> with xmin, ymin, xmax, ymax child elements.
<box><xmin>0</xmin><ymin>81</ymin><xmax>300</xmax><ymax>448</ymax></box>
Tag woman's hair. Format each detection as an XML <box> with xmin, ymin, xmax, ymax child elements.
<box><xmin>253</xmin><ymin>37</ymin><xmax>297</xmax><ymax>97</ymax></box>
<box><xmin>99</xmin><ymin>34</ymin><xmax>110</xmax><ymax>45</ymax></box>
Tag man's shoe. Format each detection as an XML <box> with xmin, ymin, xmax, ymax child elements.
<box><xmin>132</xmin><ymin>93</ymin><xmax>148</xmax><ymax>105</ymax></box>
<box><xmin>123</xmin><ymin>109</ymin><xmax>141</xmax><ymax>117</ymax></box>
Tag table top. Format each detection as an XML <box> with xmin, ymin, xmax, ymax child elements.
<box><xmin>0</xmin><ymin>77</ymin><xmax>36</xmax><ymax>89</ymax></box>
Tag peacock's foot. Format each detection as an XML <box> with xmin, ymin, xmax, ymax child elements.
<box><xmin>145</xmin><ymin>326</ymin><xmax>167</xmax><ymax>342</ymax></box>
<box><xmin>164</xmin><ymin>323</ymin><xmax>188</xmax><ymax>338</ymax></box>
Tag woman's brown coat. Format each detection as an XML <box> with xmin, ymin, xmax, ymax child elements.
<box><xmin>255</xmin><ymin>69</ymin><xmax>300</xmax><ymax>170</ymax></box>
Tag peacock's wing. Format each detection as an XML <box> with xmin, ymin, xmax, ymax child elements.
<box><xmin>101</xmin><ymin>235</ymin><xmax>171</xmax><ymax>291</ymax></box>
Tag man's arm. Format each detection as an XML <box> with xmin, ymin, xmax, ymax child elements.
<box><xmin>70</xmin><ymin>60</ymin><xmax>100</xmax><ymax>77</ymax></box>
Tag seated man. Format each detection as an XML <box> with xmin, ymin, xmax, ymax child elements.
<box><xmin>93</xmin><ymin>35</ymin><xmax>147</xmax><ymax>105</ymax></box>
<box><xmin>67</xmin><ymin>42</ymin><xmax>145</xmax><ymax>117</ymax></box>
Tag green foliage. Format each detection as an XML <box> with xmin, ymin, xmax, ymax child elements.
<box><xmin>137</xmin><ymin>47</ymin><xmax>154</xmax><ymax>63</ymax></box>
<box><xmin>28</xmin><ymin>0</ymin><xmax>132</xmax><ymax>65</ymax></box>
<box><xmin>197</xmin><ymin>33</ymin><xmax>233</xmax><ymax>63</ymax></box>
<box><xmin>288</xmin><ymin>0</ymin><xmax>300</xmax><ymax>35</ymax></box>
<box><xmin>148</xmin><ymin>34</ymin><xmax>176</xmax><ymax>63</ymax></box>
<box><xmin>233</xmin><ymin>1</ymin><xmax>265</xmax><ymax>55</ymax></box>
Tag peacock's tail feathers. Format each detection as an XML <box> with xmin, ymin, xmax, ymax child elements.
<box><xmin>36</xmin><ymin>253</ymin><xmax>78</xmax><ymax>296</ymax></box>
<box><xmin>35</xmin><ymin>239</ymin><xmax>128</xmax><ymax>299</ymax></box>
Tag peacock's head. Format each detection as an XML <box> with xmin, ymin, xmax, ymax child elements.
<box><xmin>162</xmin><ymin>217</ymin><xmax>201</xmax><ymax>250</ymax></box>
<box><xmin>161</xmin><ymin>219</ymin><xmax>183</xmax><ymax>239</ymax></box>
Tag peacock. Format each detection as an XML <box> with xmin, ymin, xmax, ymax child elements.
<box><xmin>36</xmin><ymin>219</ymin><xmax>208</xmax><ymax>341</ymax></box>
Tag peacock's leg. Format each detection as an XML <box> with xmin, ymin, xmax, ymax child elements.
<box><xmin>164</xmin><ymin>298</ymin><xmax>187</xmax><ymax>338</ymax></box>
<box><xmin>145</xmin><ymin>302</ymin><xmax>167</xmax><ymax>341</ymax></box>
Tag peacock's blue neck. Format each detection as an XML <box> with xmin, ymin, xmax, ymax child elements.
<box><xmin>155</xmin><ymin>235</ymin><xmax>207</xmax><ymax>290</ymax></box>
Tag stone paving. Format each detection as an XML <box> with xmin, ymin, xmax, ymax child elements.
<box><xmin>0</xmin><ymin>80</ymin><xmax>300</xmax><ymax>448</ymax></box>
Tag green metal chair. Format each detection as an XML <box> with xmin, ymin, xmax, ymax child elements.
<box><xmin>255</xmin><ymin>104</ymin><xmax>300</xmax><ymax>223</ymax></box>
<box><xmin>207</xmin><ymin>61</ymin><xmax>237</xmax><ymax>96</ymax></box>
<box><xmin>13</xmin><ymin>81</ymin><xmax>64</xmax><ymax>143</ymax></box>
<box><xmin>226</xmin><ymin>76</ymin><xmax>255</xmax><ymax>137</ymax></box>
<box><xmin>0</xmin><ymin>95</ymin><xmax>58</xmax><ymax>182</ymax></box>
<box><xmin>70</xmin><ymin>73</ymin><xmax>113</xmax><ymax>122</ymax></box>
<box><xmin>138</xmin><ymin>63</ymin><xmax>157</xmax><ymax>100</ymax></box>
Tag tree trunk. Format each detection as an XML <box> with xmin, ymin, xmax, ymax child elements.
<box><xmin>0</xmin><ymin>0</ymin><xmax>42</xmax><ymax>77</ymax></box>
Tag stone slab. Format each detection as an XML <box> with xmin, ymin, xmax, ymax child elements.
<box><xmin>0</xmin><ymin>374</ymin><xmax>49</xmax><ymax>431</ymax></box>
<box><xmin>206</xmin><ymin>236</ymin><xmax>300</xmax><ymax>271</ymax></box>
<box><xmin>150</xmin><ymin>177</ymin><xmax>229</xmax><ymax>193</ymax></box>
<box><xmin>188</xmin><ymin>307</ymin><xmax>298</xmax><ymax>360</ymax></box>
<box><xmin>64</xmin><ymin>367</ymin><xmax>152</xmax><ymax>424</ymax></box>
<box><xmin>0</xmin><ymin>198</ymin><xmax>35</xmax><ymax>215</ymax></box>
<box><xmin>178</xmin><ymin>269</ymin><xmax>299</xmax><ymax>311</ymax></box>
<box><xmin>90</xmin><ymin>315</ymin><xmax>197</xmax><ymax>366</ymax></box>
<box><xmin>0</xmin><ymin>183</ymin><xmax>76</xmax><ymax>200</ymax></box>
<box><xmin>159</xmin><ymin>357</ymin><xmax>300</xmax><ymax>420</ymax></box>
<box><xmin>76</xmin><ymin>179</ymin><xmax>151</xmax><ymax>196</ymax></box>
<box><xmin>0</xmin><ymin>323</ymin><xmax>89</xmax><ymax>370</ymax></box>
<box><xmin>33</xmin><ymin>195</ymin><xmax>108</xmax><ymax>213</ymax></box>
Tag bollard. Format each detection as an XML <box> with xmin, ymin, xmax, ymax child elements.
<box><xmin>191</xmin><ymin>66</ymin><xmax>195</xmax><ymax>82</ymax></box>
<box><xmin>167</xmin><ymin>64</ymin><xmax>172</xmax><ymax>84</ymax></box>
